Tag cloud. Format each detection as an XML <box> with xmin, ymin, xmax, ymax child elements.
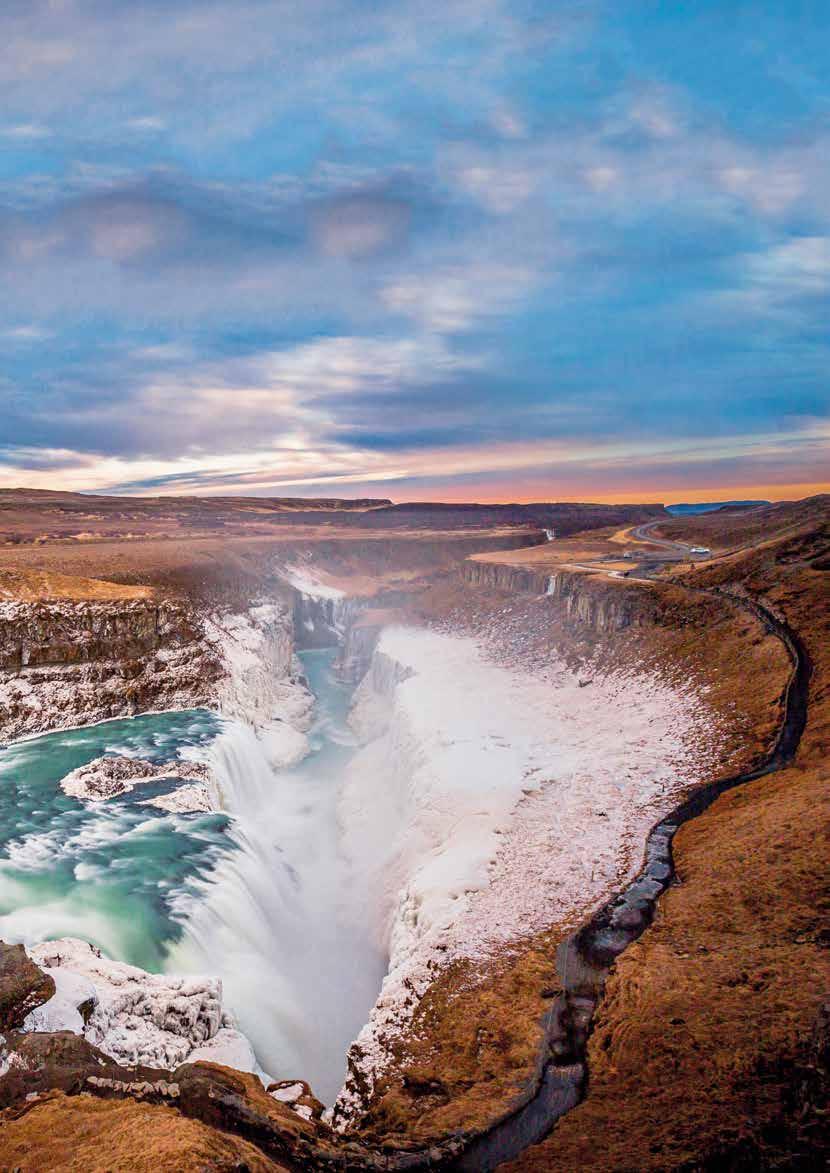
<box><xmin>310</xmin><ymin>190</ymin><xmax>412</xmax><ymax>258</ymax></box>
<box><xmin>2</xmin><ymin>324</ymin><xmax>52</xmax><ymax>342</ymax></box>
<box><xmin>0</xmin><ymin>2</ymin><xmax>827</xmax><ymax>501</ymax></box>
<box><xmin>0</xmin><ymin>123</ymin><xmax>50</xmax><ymax>139</ymax></box>
<box><xmin>750</xmin><ymin>236</ymin><xmax>830</xmax><ymax>296</ymax></box>
<box><xmin>382</xmin><ymin>265</ymin><xmax>536</xmax><ymax>333</ymax></box>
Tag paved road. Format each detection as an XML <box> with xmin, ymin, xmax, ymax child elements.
<box><xmin>629</xmin><ymin>519</ymin><xmax>708</xmax><ymax>559</ymax></box>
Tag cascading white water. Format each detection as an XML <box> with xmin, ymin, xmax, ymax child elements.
<box><xmin>166</xmin><ymin>649</ymin><xmax>387</xmax><ymax>1104</ymax></box>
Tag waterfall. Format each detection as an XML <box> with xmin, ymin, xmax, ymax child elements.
<box><xmin>206</xmin><ymin>721</ymin><xmax>276</xmax><ymax>812</ymax></box>
<box><xmin>167</xmin><ymin>652</ymin><xmax>387</xmax><ymax>1104</ymax></box>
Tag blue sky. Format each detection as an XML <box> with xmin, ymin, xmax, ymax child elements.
<box><xmin>0</xmin><ymin>0</ymin><xmax>828</xmax><ymax>501</ymax></box>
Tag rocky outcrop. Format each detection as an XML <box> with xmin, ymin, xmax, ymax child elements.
<box><xmin>60</xmin><ymin>755</ymin><xmax>214</xmax><ymax>811</ymax></box>
<box><xmin>268</xmin><ymin>1078</ymin><xmax>326</xmax><ymax>1123</ymax></box>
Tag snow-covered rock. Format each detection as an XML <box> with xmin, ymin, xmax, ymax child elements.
<box><xmin>24</xmin><ymin>938</ymin><xmax>256</xmax><ymax>1073</ymax></box>
<box><xmin>188</xmin><ymin>1026</ymin><xmax>258</xmax><ymax>1073</ymax></box>
<box><xmin>60</xmin><ymin>755</ymin><xmax>214</xmax><ymax>809</ymax></box>
<box><xmin>22</xmin><ymin>967</ymin><xmax>97</xmax><ymax>1034</ymax></box>
<box><xmin>139</xmin><ymin>782</ymin><xmax>214</xmax><ymax>814</ymax></box>
<box><xmin>0</xmin><ymin>598</ymin><xmax>220</xmax><ymax>742</ymax></box>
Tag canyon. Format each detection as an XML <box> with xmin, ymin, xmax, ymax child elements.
<box><xmin>0</xmin><ymin>492</ymin><xmax>826</xmax><ymax>1170</ymax></box>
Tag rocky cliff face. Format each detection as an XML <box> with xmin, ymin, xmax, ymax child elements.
<box><xmin>0</xmin><ymin>598</ymin><xmax>199</xmax><ymax>673</ymax></box>
<box><xmin>543</xmin><ymin>570</ymin><xmax>649</xmax><ymax>632</ymax></box>
<box><xmin>0</xmin><ymin>598</ymin><xmax>220</xmax><ymax>741</ymax></box>
<box><xmin>334</xmin><ymin>610</ymin><xmax>403</xmax><ymax>684</ymax></box>
<box><xmin>291</xmin><ymin>590</ymin><xmax>364</xmax><ymax>650</ymax></box>
<box><xmin>460</xmin><ymin>558</ymin><xmax>549</xmax><ymax>595</ymax></box>
<box><xmin>0</xmin><ymin>593</ymin><xmax>310</xmax><ymax>743</ymax></box>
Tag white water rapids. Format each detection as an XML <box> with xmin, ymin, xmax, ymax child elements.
<box><xmin>167</xmin><ymin>649</ymin><xmax>387</xmax><ymax>1103</ymax></box>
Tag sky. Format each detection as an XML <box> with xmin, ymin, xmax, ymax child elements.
<box><xmin>0</xmin><ymin>0</ymin><xmax>828</xmax><ymax>504</ymax></box>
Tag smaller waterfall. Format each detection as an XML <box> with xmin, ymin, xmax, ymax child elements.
<box><xmin>544</xmin><ymin>528</ymin><xmax>555</xmax><ymax>542</ymax></box>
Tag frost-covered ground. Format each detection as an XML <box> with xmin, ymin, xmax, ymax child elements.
<box><xmin>335</xmin><ymin>625</ymin><xmax>722</xmax><ymax>1119</ymax></box>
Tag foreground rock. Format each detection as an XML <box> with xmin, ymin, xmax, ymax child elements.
<box><xmin>0</xmin><ymin>943</ymin><xmax>55</xmax><ymax>1031</ymax></box>
<box><xmin>268</xmin><ymin>1078</ymin><xmax>326</xmax><ymax>1122</ymax></box>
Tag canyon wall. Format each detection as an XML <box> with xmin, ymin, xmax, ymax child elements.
<box><xmin>0</xmin><ymin>593</ymin><xmax>309</xmax><ymax>744</ymax></box>
<box><xmin>461</xmin><ymin>559</ymin><xmax>654</xmax><ymax>632</ymax></box>
<box><xmin>291</xmin><ymin>590</ymin><xmax>365</xmax><ymax>651</ymax></box>
<box><xmin>0</xmin><ymin>598</ymin><xmax>220</xmax><ymax>741</ymax></box>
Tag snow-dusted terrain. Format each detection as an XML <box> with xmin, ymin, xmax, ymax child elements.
<box><xmin>334</xmin><ymin>624</ymin><xmax>721</xmax><ymax>1118</ymax></box>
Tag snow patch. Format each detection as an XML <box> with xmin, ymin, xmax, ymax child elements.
<box><xmin>139</xmin><ymin>782</ymin><xmax>214</xmax><ymax>814</ymax></box>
